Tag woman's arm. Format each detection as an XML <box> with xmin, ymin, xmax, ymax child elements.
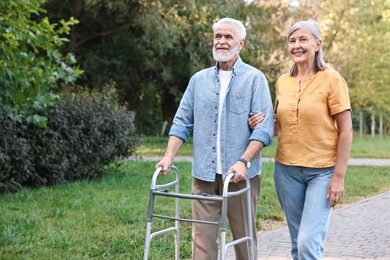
<box><xmin>327</xmin><ymin>110</ymin><xmax>353</xmax><ymax>207</ymax></box>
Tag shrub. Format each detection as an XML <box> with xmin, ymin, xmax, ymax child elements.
<box><xmin>0</xmin><ymin>89</ymin><xmax>138</xmax><ymax>193</ymax></box>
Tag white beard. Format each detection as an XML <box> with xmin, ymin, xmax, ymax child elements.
<box><xmin>213</xmin><ymin>44</ymin><xmax>240</xmax><ymax>62</ymax></box>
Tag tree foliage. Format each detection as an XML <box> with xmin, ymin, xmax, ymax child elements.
<box><xmin>44</xmin><ymin>0</ymin><xmax>288</xmax><ymax>134</ymax></box>
<box><xmin>41</xmin><ymin>0</ymin><xmax>389</xmax><ymax>134</ymax></box>
<box><xmin>0</xmin><ymin>0</ymin><xmax>82</xmax><ymax>127</ymax></box>
<box><xmin>336</xmin><ymin>0</ymin><xmax>389</xmax><ymax>111</ymax></box>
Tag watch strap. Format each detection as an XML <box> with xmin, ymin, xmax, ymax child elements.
<box><xmin>239</xmin><ymin>158</ymin><xmax>249</xmax><ymax>168</ymax></box>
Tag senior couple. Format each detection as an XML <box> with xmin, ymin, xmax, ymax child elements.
<box><xmin>155</xmin><ymin>17</ymin><xmax>352</xmax><ymax>260</ymax></box>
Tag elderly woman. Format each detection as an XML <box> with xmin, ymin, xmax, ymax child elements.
<box><xmin>251</xmin><ymin>19</ymin><xmax>352</xmax><ymax>259</ymax></box>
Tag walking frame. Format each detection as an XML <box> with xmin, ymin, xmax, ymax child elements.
<box><xmin>143</xmin><ymin>165</ymin><xmax>255</xmax><ymax>260</ymax></box>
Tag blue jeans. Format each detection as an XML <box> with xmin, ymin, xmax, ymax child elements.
<box><xmin>274</xmin><ymin>162</ymin><xmax>333</xmax><ymax>260</ymax></box>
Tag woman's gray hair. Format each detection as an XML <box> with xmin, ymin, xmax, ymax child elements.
<box><xmin>288</xmin><ymin>19</ymin><xmax>327</xmax><ymax>76</ymax></box>
<box><xmin>212</xmin><ymin>18</ymin><xmax>246</xmax><ymax>40</ymax></box>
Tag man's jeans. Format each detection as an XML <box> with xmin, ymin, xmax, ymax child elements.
<box><xmin>274</xmin><ymin>162</ymin><xmax>333</xmax><ymax>260</ymax></box>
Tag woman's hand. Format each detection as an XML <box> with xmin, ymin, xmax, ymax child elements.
<box><xmin>248</xmin><ymin>112</ymin><xmax>265</xmax><ymax>131</ymax></box>
<box><xmin>327</xmin><ymin>175</ymin><xmax>345</xmax><ymax>207</ymax></box>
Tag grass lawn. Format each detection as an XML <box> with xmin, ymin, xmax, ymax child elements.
<box><xmin>1</xmin><ymin>135</ymin><xmax>390</xmax><ymax>258</ymax></box>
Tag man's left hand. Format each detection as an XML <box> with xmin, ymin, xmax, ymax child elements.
<box><xmin>227</xmin><ymin>161</ymin><xmax>247</xmax><ymax>183</ymax></box>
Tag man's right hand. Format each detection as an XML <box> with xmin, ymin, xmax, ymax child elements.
<box><xmin>155</xmin><ymin>157</ymin><xmax>173</xmax><ymax>175</ymax></box>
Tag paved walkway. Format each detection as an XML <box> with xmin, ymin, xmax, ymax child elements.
<box><xmin>226</xmin><ymin>191</ymin><xmax>390</xmax><ymax>260</ymax></box>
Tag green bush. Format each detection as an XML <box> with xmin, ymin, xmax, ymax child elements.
<box><xmin>0</xmin><ymin>89</ymin><xmax>138</xmax><ymax>193</ymax></box>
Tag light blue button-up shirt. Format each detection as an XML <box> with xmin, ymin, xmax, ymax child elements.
<box><xmin>169</xmin><ymin>57</ymin><xmax>274</xmax><ymax>182</ymax></box>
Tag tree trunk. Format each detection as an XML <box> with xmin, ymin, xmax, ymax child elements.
<box><xmin>359</xmin><ymin>111</ymin><xmax>364</xmax><ymax>138</ymax></box>
<box><xmin>379</xmin><ymin>112</ymin><xmax>383</xmax><ymax>139</ymax></box>
<box><xmin>371</xmin><ymin>111</ymin><xmax>376</xmax><ymax>139</ymax></box>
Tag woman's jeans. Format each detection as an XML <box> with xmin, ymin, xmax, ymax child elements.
<box><xmin>274</xmin><ymin>162</ymin><xmax>333</xmax><ymax>260</ymax></box>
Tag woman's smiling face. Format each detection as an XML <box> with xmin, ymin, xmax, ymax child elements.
<box><xmin>288</xmin><ymin>27</ymin><xmax>321</xmax><ymax>66</ymax></box>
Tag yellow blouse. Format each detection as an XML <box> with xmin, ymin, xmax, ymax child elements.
<box><xmin>275</xmin><ymin>68</ymin><xmax>351</xmax><ymax>167</ymax></box>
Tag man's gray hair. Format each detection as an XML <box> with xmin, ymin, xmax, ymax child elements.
<box><xmin>288</xmin><ymin>19</ymin><xmax>327</xmax><ymax>76</ymax></box>
<box><xmin>212</xmin><ymin>18</ymin><xmax>246</xmax><ymax>40</ymax></box>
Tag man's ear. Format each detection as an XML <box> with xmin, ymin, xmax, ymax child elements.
<box><xmin>239</xmin><ymin>39</ymin><xmax>246</xmax><ymax>51</ymax></box>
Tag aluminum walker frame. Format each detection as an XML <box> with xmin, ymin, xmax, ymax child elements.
<box><xmin>143</xmin><ymin>165</ymin><xmax>255</xmax><ymax>260</ymax></box>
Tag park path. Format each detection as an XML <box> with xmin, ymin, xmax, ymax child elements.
<box><xmin>226</xmin><ymin>191</ymin><xmax>390</xmax><ymax>260</ymax></box>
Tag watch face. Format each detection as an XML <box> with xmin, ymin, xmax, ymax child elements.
<box><xmin>247</xmin><ymin>161</ymin><xmax>251</xmax><ymax>168</ymax></box>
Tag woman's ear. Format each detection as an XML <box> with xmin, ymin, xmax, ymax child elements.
<box><xmin>316</xmin><ymin>39</ymin><xmax>323</xmax><ymax>51</ymax></box>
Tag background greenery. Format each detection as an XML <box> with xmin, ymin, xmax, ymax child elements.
<box><xmin>40</xmin><ymin>0</ymin><xmax>390</xmax><ymax>135</ymax></box>
<box><xmin>0</xmin><ymin>89</ymin><xmax>137</xmax><ymax>193</ymax></box>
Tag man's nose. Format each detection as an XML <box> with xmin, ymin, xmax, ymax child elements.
<box><xmin>219</xmin><ymin>36</ymin><xmax>228</xmax><ymax>43</ymax></box>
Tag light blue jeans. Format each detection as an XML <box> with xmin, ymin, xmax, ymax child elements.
<box><xmin>274</xmin><ymin>162</ymin><xmax>333</xmax><ymax>260</ymax></box>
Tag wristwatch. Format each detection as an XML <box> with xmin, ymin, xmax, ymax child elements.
<box><xmin>239</xmin><ymin>158</ymin><xmax>251</xmax><ymax>168</ymax></box>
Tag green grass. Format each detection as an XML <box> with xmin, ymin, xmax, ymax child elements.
<box><xmin>1</xmin><ymin>160</ymin><xmax>389</xmax><ymax>259</ymax></box>
<box><xmin>135</xmin><ymin>134</ymin><xmax>390</xmax><ymax>158</ymax></box>
<box><xmin>350</xmin><ymin>135</ymin><xmax>390</xmax><ymax>158</ymax></box>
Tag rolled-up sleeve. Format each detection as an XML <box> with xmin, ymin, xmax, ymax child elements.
<box><xmin>249</xmin><ymin>72</ymin><xmax>274</xmax><ymax>146</ymax></box>
<box><xmin>169</xmin><ymin>77</ymin><xmax>195</xmax><ymax>143</ymax></box>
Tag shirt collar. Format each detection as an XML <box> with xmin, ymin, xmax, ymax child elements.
<box><xmin>214</xmin><ymin>56</ymin><xmax>244</xmax><ymax>77</ymax></box>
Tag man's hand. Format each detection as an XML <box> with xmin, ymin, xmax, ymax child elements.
<box><xmin>155</xmin><ymin>157</ymin><xmax>173</xmax><ymax>175</ymax></box>
<box><xmin>227</xmin><ymin>161</ymin><xmax>247</xmax><ymax>183</ymax></box>
<box><xmin>248</xmin><ymin>112</ymin><xmax>265</xmax><ymax>131</ymax></box>
<box><xmin>155</xmin><ymin>135</ymin><xmax>183</xmax><ymax>175</ymax></box>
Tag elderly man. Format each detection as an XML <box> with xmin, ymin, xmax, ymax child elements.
<box><xmin>156</xmin><ymin>17</ymin><xmax>274</xmax><ymax>260</ymax></box>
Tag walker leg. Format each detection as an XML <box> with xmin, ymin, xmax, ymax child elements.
<box><xmin>143</xmin><ymin>222</ymin><xmax>152</xmax><ymax>260</ymax></box>
<box><xmin>143</xmin><ymin>190</ymin><xmax>155</xmax><ymax>260</ymax></box>
<box><xmin>246</xmin><ymin>177</ymin><xmax>255</xmax><ymax>260</ymax></box>
<box><xmin>174</xmin><ymin>226</ymin><xmax>180</xmax><ymax>260</ymax></box>
<box><xmin>220</xmin><ymin>194</ymin><xmax>229</xmax><ymax>260</ymax></box>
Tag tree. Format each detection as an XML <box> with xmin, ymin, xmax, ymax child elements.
<box><xmin>43</xmin><ymin>0</ymin><xmax>257</xmax><ymax>134</ymax></box>
<box><xmin>331</xmin><ymin>0</ymin><xmax>390</xmax><ymax>137</ymax></box>
<box><xmin>0</xmin><ymin>0</ymin><xmax>82</xmax><ymax>127</ymax></box>
<box><xmin>42</xmin><ymin>0</ymin><xmax>389</xmax><ymax>136</ymax></box>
